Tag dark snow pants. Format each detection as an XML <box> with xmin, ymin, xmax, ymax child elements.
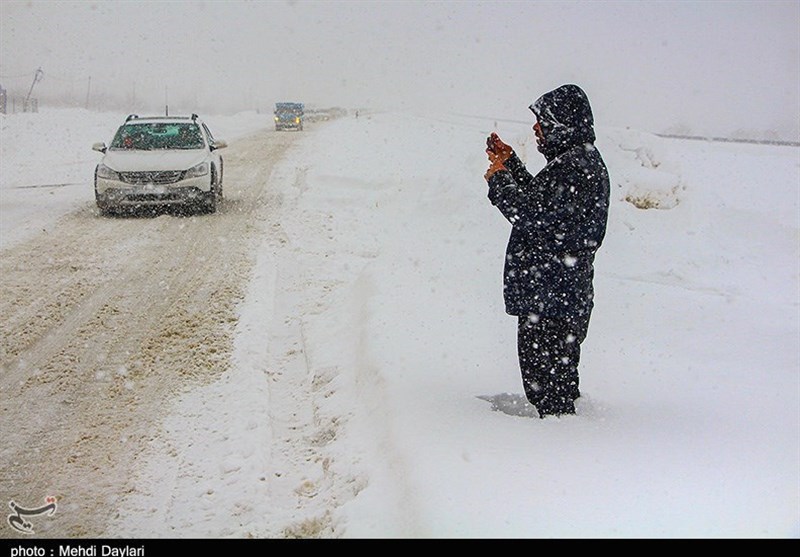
<box><xmin>517</xmin><ymin>312</ymin><xmax>591</xmax><ymax>417</ymax></box>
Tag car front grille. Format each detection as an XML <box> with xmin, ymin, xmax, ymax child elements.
<box><xmin>119</xmin><ymin>170</ymin><xmax>185</xmax><ymax>185</ymax></box>
<box><xmin>127</xmin><ymin>193</ymin><xmax>184</xmax><ymax>202</ymax></box>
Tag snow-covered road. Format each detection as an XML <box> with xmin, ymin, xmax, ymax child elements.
<box><xmin>0</xmin><ymin>129</ymin><xmax>300</xmax><ymax>537</ymax></box>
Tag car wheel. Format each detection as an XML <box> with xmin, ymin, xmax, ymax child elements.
<box><xmin>201</xmin><ymin>167</ymin><xmax>218</xmax><ymax>214</ymax></box>
<box><xmin>200</xmin><ymin>191</ymin><xmax>216</xmax><ymax>214</ymax></box>
<box><xmin>97</xmin><ymin>202</ymin><xmax>112</xmax><ymax>216</ymax></box>
<box><xmin>216</xmin><ymin>161</ymin><xmax>223</xmax><ymax>201</ymax></box>
<box><xmin>95</xmin><ymin>189</ymin><xmax>113</xmax><ymax>216</ymax></box>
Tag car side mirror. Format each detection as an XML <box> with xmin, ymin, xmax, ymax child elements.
<box><xmin>211</xmin><ymin>140</ymin><xmax>227</xmax><ymax>151</ymax></box>
<box><xmin>92</xmin><ymin>142</ymin><xmax>107</xmax><ymax>153</ymax></box>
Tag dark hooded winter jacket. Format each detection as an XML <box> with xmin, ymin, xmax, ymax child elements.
<box><xmin>487</xmin><ymin>84</ymin><xmax>610</xmax><ymax>319</ymax></box>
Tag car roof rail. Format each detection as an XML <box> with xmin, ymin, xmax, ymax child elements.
<box><xmin>125</xmin><ymin>114</ymin><xmax>139</xmax><ymax>122</ymax></box>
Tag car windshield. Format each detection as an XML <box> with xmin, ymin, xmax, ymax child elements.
<box><xmin>276</xmin><ymin>104</ymin><xmax>303</xmax><ymax>114</ymax></box>
<box><xmin>110</xmin><ymin>122</ymin><xmax>205</xmax><ymax>151</ymax></box>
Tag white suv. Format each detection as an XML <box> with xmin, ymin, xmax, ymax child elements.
<box><xmin>92</xmin><ymin>114</ymin><xmax>227</xmax><ymax>214</ymax></box>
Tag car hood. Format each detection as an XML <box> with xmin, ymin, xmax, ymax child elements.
<box><xmin>102</xmin><ymin>150</ymin><xmax>208</xmax><ymax>172</ymax></box>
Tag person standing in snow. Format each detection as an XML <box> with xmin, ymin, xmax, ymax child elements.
<box><xmin>484</xmin><ymin>84</ymin><xmax>610</xmax><ymax>418</ymax></box>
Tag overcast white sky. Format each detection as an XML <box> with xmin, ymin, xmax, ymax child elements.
<box><xmin>1</xmin><ymin>0</ymin><xmax>798</xmax><ymax>139</ymax></box>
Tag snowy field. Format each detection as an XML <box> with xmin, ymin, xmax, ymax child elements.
<box><xmin>1</xmin><ymin>108</ymin><xmax>798</xmax><ymax>538</ymax></box>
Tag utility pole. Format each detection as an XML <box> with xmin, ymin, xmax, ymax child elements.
<box><xmin>25</xmin><ymin>67</ymin><xmax>43</xmax><ymax>102</ymax></box>
<box><xmin>85</xmin><ymin>76</ymin><xmax>91</xmax><ymax>109</ymax></box>
<box><xmin>165</xmin><ymin>85</ymin><xmax>169</xmax><ymax>116</ymax></box>
<box><xmin>24</xmin><ymin>67</ymin><xmax>43</xmax><ymax>110</ymax></box>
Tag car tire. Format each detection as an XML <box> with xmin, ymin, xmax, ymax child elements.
<box><xmin>95</xmin><ymin>188</ymin><xmax>113</xmax><ymax>217</ymax></box>
<box><xmin>201</xmin><ymin>191</ymin><xmax>216</xmax><ymax>214</ymax></box>
<box><xmin>216</xmin><ymin>161</ymin><xmax>223</xmax><ymax>201</ymax></box>
<box><xmin>201</xmin><ymin>167</ymin><xmax>218</xmax><ymax>214</ymax></box>
<box><xmin>97</xmin><ymin>202</ymin><xmax>113</xmax><ymax>217</ymax></box>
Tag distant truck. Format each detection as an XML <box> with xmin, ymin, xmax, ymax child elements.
<box><xmin>274</xmin><ymin>102</ymin><xmax>304</xmax><ymax>131</ymax></box>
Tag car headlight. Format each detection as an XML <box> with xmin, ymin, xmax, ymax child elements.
<box><xmin>96</xmin><ymin>163</ymin><xmax>119</xmax><ymax>181</ymax></box>
<box><xmin>186</xmin><ymin>162</ymin><xmax>209</xmax><ymax>178</ymax></box>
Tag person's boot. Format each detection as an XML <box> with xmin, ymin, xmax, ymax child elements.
<box><xmin>537</xmin><ymin>395</ymin><xmax>576</xmax><ymax>418</ymax></box>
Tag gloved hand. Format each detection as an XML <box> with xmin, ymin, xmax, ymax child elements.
<box><xmin>486</xmin><ymin>132</ymin><xmax>513</xmax><ymax>163</ymax></box>
<box><xmin>484</xmin><ymin>157</ymin><xmax>507</xmax><ymax>180</ymax></box>
<box><xmin>485</xmin><ymin>133</ymin><xmax>512</xmax><ymax>180</ymax></box>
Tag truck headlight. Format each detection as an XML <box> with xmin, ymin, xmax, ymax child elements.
<box><xmin>96</xmin><ymin>163</ymin><xmax>119</xmax><ymax>181</ymax></box>
<box><xmin>186</xmin><ymin>162</ymin><xmax>209</xmax><ymax>178</ymax></box>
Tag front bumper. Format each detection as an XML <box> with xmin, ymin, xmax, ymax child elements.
<box><xmin>96</xmin><ymin>177</ymin><xmax>212</xmax><ymax>208</ymax></box>
<box><xmin>275</xmin><ymin>120</ymin><xmax>302</xmax><ymax>130</ymax></box>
